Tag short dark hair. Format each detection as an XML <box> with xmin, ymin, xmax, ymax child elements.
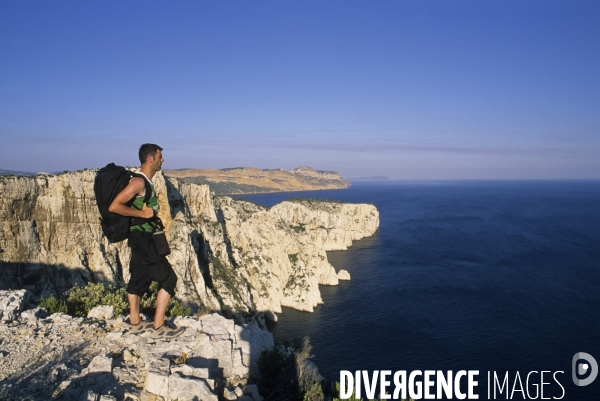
<box><xmin>139</xmin><ymin>143</ymin><xmax>163</xmax><ymax>165</ymax></box>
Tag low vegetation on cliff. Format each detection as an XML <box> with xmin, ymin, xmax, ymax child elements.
<box><xmin>39</xmin><ymin>282</ymin><xmax>190</xmax><ymax>318</ymax></box>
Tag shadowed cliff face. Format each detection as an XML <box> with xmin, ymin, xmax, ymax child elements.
<box><xmin>0</xmin><ymin>171</ymin><xmax>379</xmax><ymax>316</ymax></box>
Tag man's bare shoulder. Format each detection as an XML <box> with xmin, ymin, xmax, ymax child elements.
<box><xmin>127</xmin><ymin>176</ymin><xmax>146</xmax><ymax>195</ymax></box>
<box><xmin>114</xmin><ymin>176</ymin><xmax>145</xmax><ymax>201</ymax></box>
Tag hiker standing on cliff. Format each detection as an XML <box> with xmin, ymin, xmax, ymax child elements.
<box><xmin>109</xmin><ymin>143</ymin><xmax>184</xmax><ymax>338</ymax></box>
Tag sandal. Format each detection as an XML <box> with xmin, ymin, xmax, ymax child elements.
<box><xmin>148</xmin><ymin>322</ymin><xmax>186</xmax><ymax>339</ymax></box>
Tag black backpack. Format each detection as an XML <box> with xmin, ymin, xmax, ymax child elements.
<box><xmin>94</xmin><ymin>163</ymin><xmax>152</xmax><ymax>243</ymax></box>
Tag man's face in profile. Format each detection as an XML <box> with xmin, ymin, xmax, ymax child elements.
<box><xmin>150</xmin><ymin>150</ymin><xmax>164</xmax><ymax>171</ymax></box>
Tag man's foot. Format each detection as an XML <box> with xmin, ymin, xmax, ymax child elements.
<box><xmin>148</xmin><ymin>321</ymin><xmax>186</xmax><ymax>339</ymax></box>
<box><xmin>128</xmin><ymin>320</ymin><xmax>153</xmax><ymax>334</ymax></box>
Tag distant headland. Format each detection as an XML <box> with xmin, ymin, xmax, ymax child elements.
<box><xmin>164</xmin><ymin>166</ymin><xmax>350</xmax><ymax>194</ymax></box>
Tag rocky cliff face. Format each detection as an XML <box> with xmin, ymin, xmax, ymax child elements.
<box><xmin>0</xmin><ymin>170</ymin><xmax>379</xmax><ymax>316</ymax></box>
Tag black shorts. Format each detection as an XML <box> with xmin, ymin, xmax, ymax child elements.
<box><xmin>127</xmin><ymin>231</ymin><xmax>177</xmax><ymax>298</ymax></box>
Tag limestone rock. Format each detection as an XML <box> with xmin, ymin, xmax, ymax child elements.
<box><xmin>223</xmin><ymin>387</ymin><xmax>238</xmax><ymax>400</ymax></box>
<box><xmin>48</xmin><ymin>312</ymin><xmax>76</xmax><ymax>325</ymax></box>
<box><xmin>140</xmin><ymin>390</ymin><xmax>165</xmax><ymax>401</ymax></box>
<box><xmin>87</xmin><ymin>355</ymin><xmax>113</xmax><ymax>373</ymax></box>
<box><xmin>88</xmin><ymin>305</ymin><xmax>114</xmax><ymax>320</ymax></box>
<box><xmin>20</xmin><ymin>306</ymin><xmax>49</xmax><ymax>322</ymax></box>
<box><xmin>173</xmin><ymin>316</ymin><xmax>203</xmax><ymax>332</ymax></box>
<box><xmin>262</xmin><ymin>309</ymin><xmax>277</xmax><ymax>322</ymax></box>
<box><xmin>0</xmin><ymin>311</ymin><xmax>272</xmax><ymax>400</ymax></box>
<box><xmin>0</xmin><ymin>289</ymin><xmax>31</xmax><ymax>321</ymax></box>
<box><xmin>167</xmin><ymin>373</ymin><xmax>217</xmax><ymax>401</ymax></box>
<box><xmin>144</xmin><ymin>358</ymin><xmax>170</xmax><ymax>398</ymax></box>
<box><xmin>80</xmin><ymin>390</ymin><xmax>99</xmax><ymax>401</ymax></box>
<box><xmin>234</xmin><ymin>322</ymin><xmax>275</xmax><ymax>378</ymax></box>
<box><xmin>337</xmin><ymin>269</ymin><xmax>351</xmax><ymax>280</ymax></box>
<box><xmin>199</xmin><ymin>313</ymin><xmax>234</xmax><ymax>340</ymax></box>
<box><xmin>170</xmin><ymin>364</ymin><xmax>210</xmax><ymax>380</ymax></box>
<box><xmin>213</xmin><ymin>196</ymin><xmax>379</xmax><ymax>313</ymax></box>
<box><xmin>243</xmin><ymin>384</ymin><xmax>264</xmax><ymax>401</ymax></box>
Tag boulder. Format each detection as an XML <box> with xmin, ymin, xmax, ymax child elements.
<box><xmin>88</xmin><ymin>305</ymin><xmax>114</xmax><ymax>320</ymax></box>
<box><xmin>243</xmin><ymin>384</ymin><xmax>264</xmax><ymax>401</ymax></box>
<box><xmin>337</xmin><ymin>269</ymin><xmax>351</xmax><ymax>280</ymax></box>
<box><xmin>144</xmin><ymin>358</ymin><xmax>170</xmax><ymax>398</ymax></box>
<box><xmin>0</xmin><ymin>289</ymin><xmax>31</xmax><ymax>321</ymax></box>
<box><xmin>87</xmin><ymin>356</ymin><xmax>113</xmax><ymax>373</ymax></box>
<box><xmin>20</xmin><ymin>306</ymin><xmax>49</xmax><ymax>322</ymax></box>
<box><xmin>223</xmin><ymin>387</ymin><xmax>238</xmax><ymax>400</ymax></box>
<box><xmin>167</xmin><ymin>373</ymin><xmax>218</xmax><ymax>401</ymax></box>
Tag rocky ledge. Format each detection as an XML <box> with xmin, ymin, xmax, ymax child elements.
<box><xmin>0</xmin><ymin>290</ymin><xmax>273</xmax><ymax>401</ymax></box>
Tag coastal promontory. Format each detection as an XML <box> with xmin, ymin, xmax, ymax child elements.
<box><xmin>164</xmin><ymin>166</ymin><xmax>350</xmax><ymax>194</ymax></box>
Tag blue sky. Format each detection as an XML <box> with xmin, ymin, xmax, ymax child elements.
<box><xmin>1</xmin><ymin>1</ymin><xmax>598</xmax><ymax>179</ymax></box>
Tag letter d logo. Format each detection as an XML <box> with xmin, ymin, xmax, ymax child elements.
<box><xmin>572</xmin><ymin>352</ymin><xmax>598</xmax><ymax>386</ymax></box>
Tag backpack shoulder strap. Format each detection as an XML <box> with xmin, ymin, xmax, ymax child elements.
<box><xmin>131</xmin><ymin>172</ymin><xmax>153</xmax><ymax>206</ymax></box>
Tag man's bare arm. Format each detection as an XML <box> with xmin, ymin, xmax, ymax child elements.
<box><xmin>108</xmin><ymin>177</ymin><xmax>154</xmax><ymax>219</ymax></box>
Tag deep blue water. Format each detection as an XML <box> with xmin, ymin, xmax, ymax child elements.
<box><xmin>232</xmin><ymin>181</ymin><xmax>600</xmax><ymax>400</ymax></box>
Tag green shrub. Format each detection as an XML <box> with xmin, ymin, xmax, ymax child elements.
<box><xmin>288</xmin><ymin>253</ymin><xmax>299</xmax><ymax>264</ymax></box>
<box><xmin>296</xmin><ymin>337</ymin><xmax>323</xmax><ymax>401</ymax></box>
<box><xmin>139</xmin><ymin>282</ymin><xmax>190</xmax><ymax>317</ymax></box>
<box><xmin>66</xmin><ymin>283</ymin><xmax>129</xmax><ymax>317</ymax></box>
<box><xmin>167</xmin><ymin>298</ymin><xmax>191</xmax><ymax>317</ymax></box>
<box><xmin>258</xmin><ymin>337</ymin><xmax>326</xmax><ymax>401</ymax></box>
<box><xmin>40</xmin><ymin>282</ymin><xmax>190</xmax><ymax>319</ymax></box>
<box><xmin>258</xmin><ymin>344</ymin><xmax>299</xmax><ymax>400</ymax></box>
<box><xmin>100</xmin><ymin>288</ymin><xmax>130</xmax><ymax>316</ymax></box>
<box><xmin>39</xmin><ymin>294</ymin><xmax>68</xmax><ymax>314</ymax></box>
<box><xmin>303</xmin><ymin>383</ymin><xmax>324</xmax><ymax>401</ymax></box>
<box><xmin>140</xmin><ymin>286</ymin><xmax>157</xmax><ymax>310</ymax></box>
<box><xmin>290</xmin><ymin>223</ymin><xmax>306</xmax><ymax>233</ymax></box>
<box><xmin>211</xmin><ymin>255</ymin><xmax>243</xmax><ymax>303</ymax></box>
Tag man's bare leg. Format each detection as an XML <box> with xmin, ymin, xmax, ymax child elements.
<box><xmin>154</xmin><ymin>288</ymin><xmax>171</xmax><ymax>329</ymax></box>
<box><xmin>128</xmin><ymin>294</ymin><xmax>141</xmax><ymax>325</ymax></box>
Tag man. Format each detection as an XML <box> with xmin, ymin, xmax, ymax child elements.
<box><xmin>109</xmin><ymin>143</ymin><xmax>184</xmax><ymax>338</ymax></box>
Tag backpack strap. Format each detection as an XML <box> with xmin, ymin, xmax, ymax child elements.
<box><xmin>130</xmin><ymin>172</ymin><xmax>156</xmax><ymax>227</ymax></box>
<box><xmin>131</xmin><ymin>172</ymin><xmax>153</xmax><ymax>207</ymax></box>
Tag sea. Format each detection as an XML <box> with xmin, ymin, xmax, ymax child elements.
<box><xmin>232</xmin><ymin>180</ymin><xmax>600</xmax><ymax>400</ymax></box>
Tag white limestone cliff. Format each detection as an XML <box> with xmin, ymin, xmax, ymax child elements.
<box><xmin>0</xmin><ymin>170</ymin><xmax>379</xmax><ymax>315</ymax></box>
